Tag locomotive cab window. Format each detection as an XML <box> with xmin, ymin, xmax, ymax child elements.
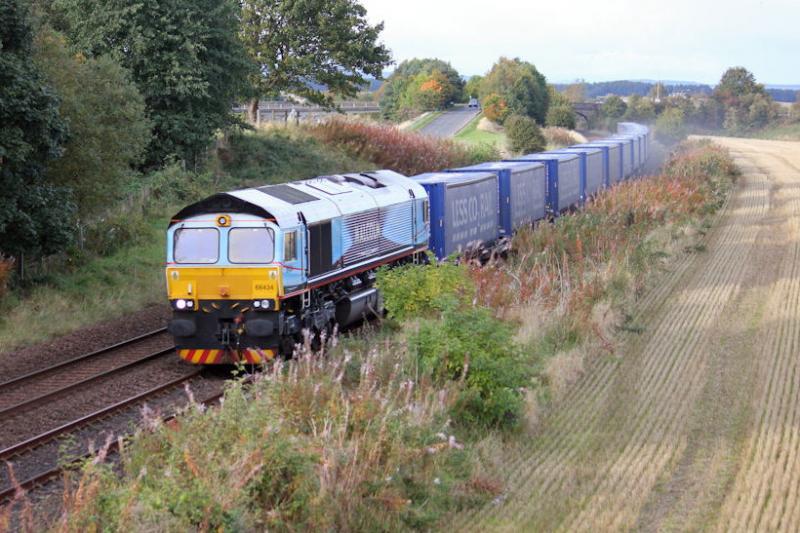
<box><xmin>228</xmin><ymin>227</ymin><xmax>275</xmax><ymax>264</ymax></box>
<box><xmin>174</xmin><ymin>228</ymin><xmax>219</xmax><ymax>264</ymax></box>
<box><xmin>422</xmin><ymin>200</ymin><xmax>430</xmax><ymax>223</ymax></box>
<box><xmin>284</xmin><ymin>231</ymin><xmax>298</xmax><ymax>262</ymax></box>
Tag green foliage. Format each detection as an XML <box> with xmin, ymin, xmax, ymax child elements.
<box><xmin>655</xmin><ymin>107</ymin><xmax>687</xmax><ymax>144</ymax></box>
<box><xmin>409</xmin><ymin>307</ymin><xmax>529</xmax><ymax>432</ymax></box>
<box><xmin>481</xmin><ymin>93</ymin><xmax>510</xmax><ymax>124</ymax></box>
<box><xmin>241</xmin><ymin>0</ymin><xmax>390</xmax><ymax>112</ymax></box>
<box><xmin>479</xmin><ymin>57</ymin><xmax>550</xmax><ymax>124</ymax></box>
<box><xmin>464</xmin><ymin>75</ymin><xmax>483</xmax><ymax>99</ymax></box>
<box><xmin>624</xmin><ymin>94</ymin><xmax>656</xmax><ymax>122</ymax></box>
<box><xmin>601</xmin><ymin>95</ymin><xmax>627</xmax><ymax>119</ymax></box>
<box><xmin>377</xmin><ymin>261</ymin><xmax>474</xmax><ymax>322</ymax></box>
<box><xmin>380</xmin><ymin>58</ymin><xmax>463</xmax><ymax>120</ymax></box>
<box><xmin>56</xmin><ymin>0</ymin><xmax>252</xmax><ymax>166</ymax></box>
<box><xmin>34</xmin><ymin>27</ymin><xmax>151</xmax><ymax>217</ymax></box>
<box><xmin>505</xmin><ymin>114</ymin><xmax>546</xmax><ymax>155</ymax></box>
<box><xmin>0</xmin><ymin>0</ymin><xmax>75</xmax><ymax>258</ymax></box>
<box><xmin>546</xmin><ymin>105</ymin><xmax>577</xmax><ymax>129</ymax></box>
<box><xmin>713</xmin><ymin>67</ymin><xmax>779</xmax><ymax>133</ymax></box>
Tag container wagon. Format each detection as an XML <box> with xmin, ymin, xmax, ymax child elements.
<box><xmin>574</xmin><ymin>142</ymin><xmax>623</xmax><ymax>186</ymax></box>
<box><xmin>446</xmin><ymin>161</ymin><xmax>547</xmax><ymax>236</ymax></box>
<box><xmin>551</xmin><ymin>147</ymin><xmax>606</xmax><ymax>198</ymax></box>
<box><xmin>411</xmin><ymin>171</ymin><xmax>500</xmax><ymax>259</ymax></box>
<box><xmin>506</xmin><ymin>152</ymin><xmax>582</xmax><ymax>215</ymax></box>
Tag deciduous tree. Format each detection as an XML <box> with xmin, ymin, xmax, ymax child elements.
<box><xmin>35</xmin><ymin>28</ymin><xmax>151</xmax><ymax>216</ymax></box>
<box><xmin>241</xmin><ymin>0</ymin><xmax>391</xmax><ymax>122</ymax></box>
<box><xmin>0</xmin><ymin>0</ymin><xmax>75</xmax><ymax>258</ymax></box>
<box><xmin>480</xmin><ymin>57</ymin><xmax>549</xmax><ymax>124</ymax></box>
<box><xmin>56</xmin><ymin>0</ymin><xmax>252</xmax><ymax>166</ymax></box>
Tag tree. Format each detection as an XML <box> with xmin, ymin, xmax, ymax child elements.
<box><xmin>563</xmin><ymin>81</ymin><xmax>586</xmax><ymax>103</ymax></box>
<box><xmin>0</xmin><ymin>0</ymin><xmax>75</xmax><ymax>258</ymax></box>
<box><xmin>481</xmin><ymin>93</ymin><xmax>510</xmax><ymax>124</ymax></box>
<box><xmin>648</xmin><ymin>82</ymin><xmax>667</xmax><ymax>102</ymax></box>
<box><xmin>241</xmin><ymin>0</ymin><xmax>391</xmax><ymax>122</ymax></box>
<box><xmin>35</xmin><ymin>28</ymin><xmax>151</xmax><ymax>216</ymax></box>
<box><xmin>655</xmin><ymin>108</ymin><xmax>687</xmax><ymax>144</ymax></box>
<box><xmin>714</xmin><ymin>67</ymin><xmax>765</xmax><ymax>105</ymax></box>
<box><xmin>792</xmin><ymin>93</ymin><xmax>800</xmax><ymax>123</ymax></box>
<box><xmin>624</xmin><ymin>94</ymin><xmax>656</xmax><ymax>122</ymax></box>
<box><xmin>404</xmin><ymin>70</ymin><xmax>450</xmax><ymax>112</ymax></box>
<box><xmin>480</xmin><ymin>57</ymin><xmax>549</xmax><ymax>124</ymax></box>
<box><xmin>465</xmin><ymin>75</ymin><xmax>483</xmax><ymax>99</ymax></box>
<box><xmin>380</xmin><ymin>58</ymin><xmax>463</xmax><ymax>119</ymax></box>
<box><xmin>601</xmin><ymin>95</ymin><xmax>627</xmax><ymax>119</ymax></box>
<box><xmin>56</xmin><ymin>0</ymin><xmax>252</xmax><ymax>166</ymax></box>
<box><xmin>505</xmin><ymin>114</ymin><xmax>545</xmax><ymax>155</ymax></box>
<box><xmin>546</xmin><ymin>105</ymin><xmax>577</xmax><ymax>129</ymax></box>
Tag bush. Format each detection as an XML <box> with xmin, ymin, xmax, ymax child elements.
<box><xmin>505</xmin><ymin>114</ymin><xmax>546</xmax><ymax>155</ymax></box>
<box><xmin>546</xmin><ymin>105</ymin><xmax>577</xmax><ymax>129</ymax></box>
<box><xmin>410</xmin><ymin>307</ymin><xmax>528</xmax><ymax>431</ymax></box>
<box><xmin>481</xmin><ymin>93</ymin><xmax>510</xmax><ymax>124</ymax></box>
<box><xmin>377</xmin><ymin>261</ymin><xmax>474</xmax><ymax>322</ymax></box>
<box><xmin>308</xmin><ymin>119</ymin><xmax>498</xmax><ymax>175</ymax></box>
<box><xmin>656</xmin><ymin>108</ymin><xmax>688</xmax><ymax>144</ymax></box>
<box><xmin>543</xmin><ymin>127</ymin><xmax>580</xmax><ymax>149</ymax></box>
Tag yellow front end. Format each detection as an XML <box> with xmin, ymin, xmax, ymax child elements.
<box><xmin>166</xmin><ymin>266</ymin><xmax>282</xmax><ymax>303</ymax></box>
<box><xmin>166</xmin><ymin>266</ymin><xmax>283</xmax><ymax>364</ymax></box>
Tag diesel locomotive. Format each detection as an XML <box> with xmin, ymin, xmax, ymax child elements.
<box><xmin>166</xmin><ymin>123</ymin><xmax>650</xmax><ymax>364</ymax></box>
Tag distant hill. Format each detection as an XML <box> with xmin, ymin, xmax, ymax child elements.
<box><xmin>553</xmin><ymin>80</ymin><xmax>798</xmax><ymax>102</ymax></box>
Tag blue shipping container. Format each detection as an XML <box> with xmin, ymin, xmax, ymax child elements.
<box><xmin>505</xmin><ymin>153</ymin><xmax>582</xmax><ymax>213</ymax></box>
<box><xmin>411</xmin><ymin>171</ymin><xmax>500</xmax><ymax>259</ymax></box>
<box><xmin>447</xmin><ymin>161</ymin><xmax>546</xmax><ymax>235</ymax></box>
<box><xmin>551</xmin><ymin>147</ymin><xmax>605</xmax><ymax>197</ymax></box>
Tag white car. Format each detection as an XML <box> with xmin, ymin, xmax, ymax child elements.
<box><xmin>468</xmin><ymin>97</ymin><xmax>480</xmax><ymax>108</ymax></box>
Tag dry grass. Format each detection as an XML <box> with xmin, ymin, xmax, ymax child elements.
<box><xmin>544</xmin><ymin>127</ymin><xmax>587</xmax><ymax>149</ymax></box>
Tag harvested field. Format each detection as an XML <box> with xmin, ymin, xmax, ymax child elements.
<box><xmin>455</xmin><ymin>137</ymin><xmax>800</xmax><ymax>531</ymax></box>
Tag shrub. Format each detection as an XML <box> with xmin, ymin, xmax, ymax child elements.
<box><xmin>481</xmin><ymin>93</ymin><xmax>510</xmax><ymax>124</ymax></box>
<box><xmin>656</xmin><ymin>108</ymin><xmax>688</xmax><ymax>144</ymax></box>
<box><xmin>546</xmin><ymin>105</ymin><xmax>577</xmax><ymax>129</ymax></box>
<box><xmin>308</xmin><ymin>118</ymin><xmax>498</xmax><ymax>175</ymax></box>
<box><xmin>505</xmin><ymin>114</ymin><xmax>546</xmax><ymax>155</ymax></box>
<box><xmin>377</xmin><ymin>260</ymin><xmax>474</xmax><ymax>322</ymax></box>
<box><xmin>410</xmin><ymin>307</ymin><xmax>528</xmax><ymax>431</ymax></box>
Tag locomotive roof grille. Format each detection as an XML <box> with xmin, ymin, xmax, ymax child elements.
<box><xmin>257</xmin><ymin>184</ymin><xmax>319</xmax><ymax>204</ymax></box>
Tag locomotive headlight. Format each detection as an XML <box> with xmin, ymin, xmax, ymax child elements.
<box><xmin>175</xmin><ymin>299</ymin><xmax>187</xmax><ymax>310</ymax></box>
<box><xmin>253</xmin><ymin>299</ymin><xmax>274</xmax><ymax>311</ymax></box>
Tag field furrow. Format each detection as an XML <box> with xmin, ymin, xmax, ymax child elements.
<box><xmin>456</xmin><ymin>137</ymin><xmax>800</xmax><ymax>532</ymax></box>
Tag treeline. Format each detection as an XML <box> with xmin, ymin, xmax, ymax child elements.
<box><xmin>0</xmin><ymin>0</ymin><xmax>391</xmax><ymax>272</ymax></box>
<box><xmin>552</xmin><ymin>80</ymin><xmax>798</xmax><ymax>103</ymax></box>
<box><xmin>595</xmin><ymin>67</ymin><xmax>800</xmax><ymax>142</ymax></box>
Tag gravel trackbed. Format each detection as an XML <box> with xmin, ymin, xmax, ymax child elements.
<box><xmin>454</xmin><ymin>137</ymin><xmax>800</xmax><ymax>532</ymax></box>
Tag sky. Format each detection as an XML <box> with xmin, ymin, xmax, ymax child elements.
<box><xmin>359</xmin><ymin>0</ymin><xmax>800</xmax><ymax>86</ymax></box>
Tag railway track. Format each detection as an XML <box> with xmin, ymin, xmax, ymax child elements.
<box><xmin>0</xmin><ymin>328</ymin><xmax>228</xmax><ymax>505</ymax></box>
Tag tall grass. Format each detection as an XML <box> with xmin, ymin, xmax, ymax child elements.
<box><xmin>46</xmin><ymin>335</ymin><xmax>492</xmax><ymax>532</ymax></box>
<box><xmin>307</xmin><ymin>118</ymin><xmax>499</xmax><ymax>175</ymax></box>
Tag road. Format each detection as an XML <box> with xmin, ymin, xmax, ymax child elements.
<box><xmin>419</xmin><ymin>106</ymin><xmax>479</xmax><ymax>138</ymax></box>
<box><xmin>452</xmin><ymin>137</ymin><xmax>800</xmax><ymax>532</ymax></box>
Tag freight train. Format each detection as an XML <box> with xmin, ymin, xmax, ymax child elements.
<box><xmin>165</xmin><ymin>122</ymin><xmax>650</xmax><ymax>364</ymax></box>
